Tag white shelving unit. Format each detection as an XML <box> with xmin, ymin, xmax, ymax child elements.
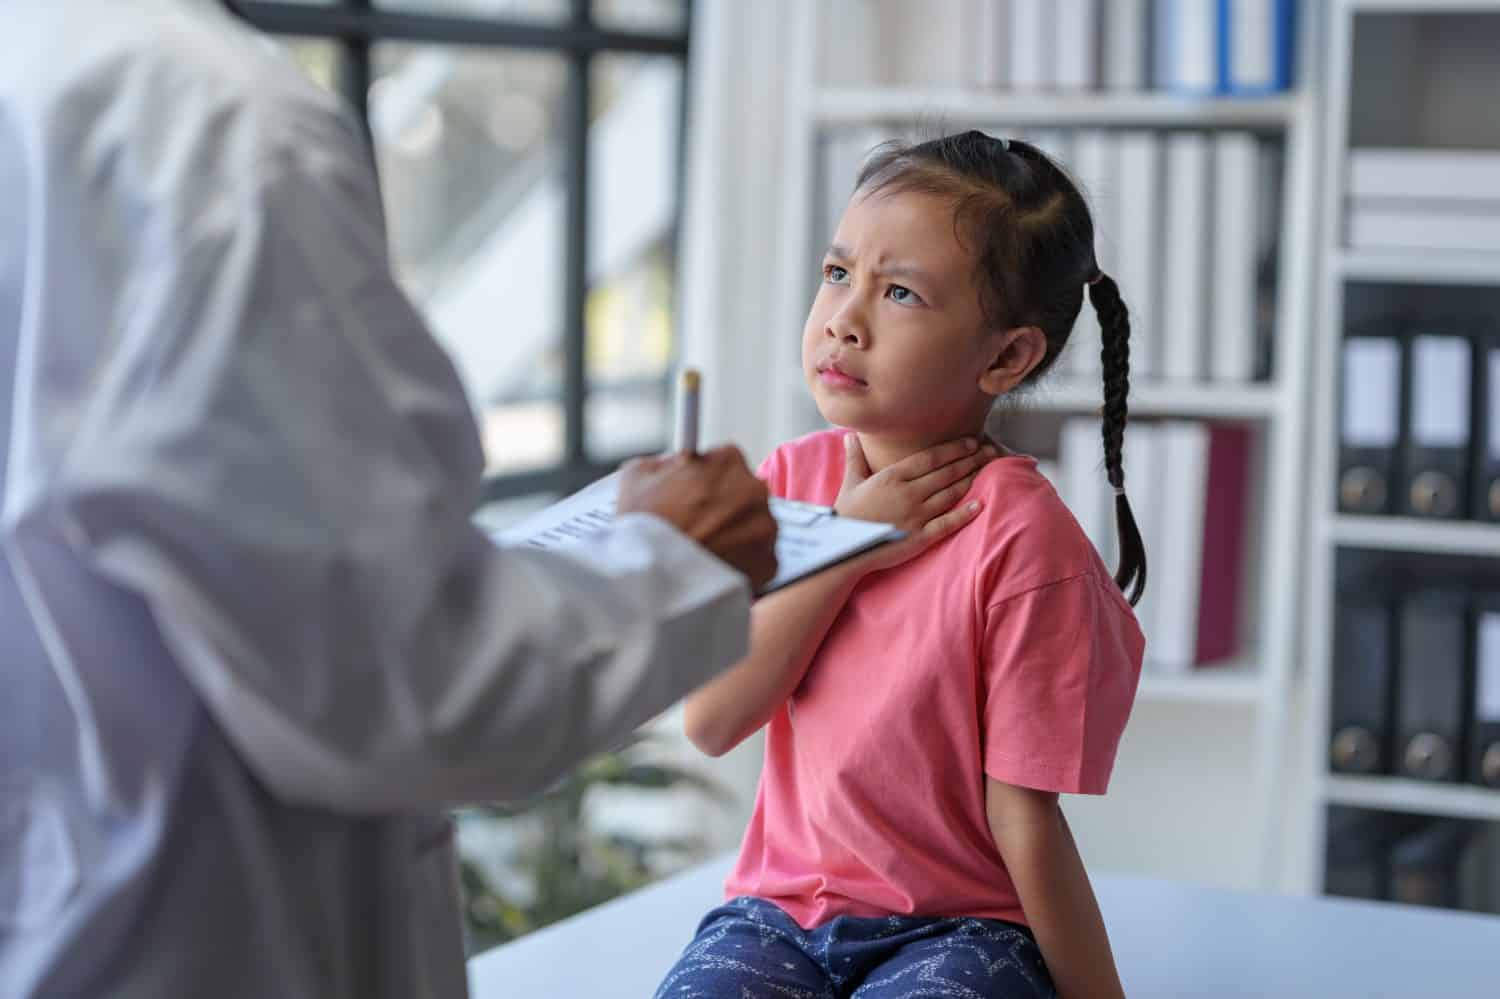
<box><xmin>771</xmin><ymin>3</ymin><xmax>1323</xmax><ymax>890</ymax></box>
<box><xmin>1326</xmin><ymin>775</ymin><xmax>1500</xmax><ymax>823</ymax></box>
<box><xmin>812</xmin><ymin>91</ymin><xmax>1302</xmax><ymax>128</ymax></box>
<box><xmin>1300</xmin><ymin>0</ymin><xmax>1500</xmax><ymax>897</ymax></box>
<box><xmin>1329</xmin><ymin>516</ymin><xmax>1500</xmax><ymax>559</ymax></box>
<box><xmin>1337</xmin><ymin>249</ymin><xmax>1500</xmax><ymax>286</ymax></box>
<box><xmin>1021</xmin><ymin>380</ymin><xmax>1285</xmax><ymax>420</ymax></box>
<box><xmin>1138</xmin><ymin>658</ymin><xmax>1267</xmax><ymax>707</ymax></box>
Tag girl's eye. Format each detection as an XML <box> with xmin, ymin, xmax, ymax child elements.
<box><xmin>888</xmin><ymin>284</ymin><xmax>923</xmax><ymax>306</ymax></box>
<box><xmin>823</xmin><ymin>265</ymin><xmax>849</xmax><ymax>284</ymax></box>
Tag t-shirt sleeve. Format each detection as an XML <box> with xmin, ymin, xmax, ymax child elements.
<box><xmin>757</xmin><ymin>447</ymin><xmax>789</xmax><ymax>497</ymax></box>
<box><xmin>980</xmin><ymin>573</ymin><xmax>1144</xmax><ymax>795</ymax></box>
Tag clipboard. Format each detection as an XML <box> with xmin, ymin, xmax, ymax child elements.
<box><xmin>488</xmin><ymin>472</ymin><xmax>905</xmax><ymax>595</ymax></box>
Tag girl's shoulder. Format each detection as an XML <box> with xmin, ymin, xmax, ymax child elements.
<box><xmin>967</xmin><ymin>455</ymin><xmax>1117</xmax><ymax>604</ymax></box>
<box><xmin>758</xmin><ymin>429</ymin><xmax>845</xmax><ymax>503</ymax></box>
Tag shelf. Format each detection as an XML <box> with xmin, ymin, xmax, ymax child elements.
<box><xmin>1137</xmin><ymin>661</ymin><xmax>1264</xmax><ymax>707</ymax></box>
<box><xmin>1341</xmin><ymin>0</ymin><xmax>1500</xmax><ymax>13</ymax></box>
<box><xmin>1337</xmin><ymin>249</ymin><xmax>1500</xmax><ymax>287</ymax></box>
<box><xmin>1325</xmin><ymin>775</ymin><xmax>1500</xmax><ymax>822</ymax></box>
<box><xmin>812</xmin><ymin>90</ymin><xmax>1301</xmax><ymax>130</ymax></box>
<box><xmin>1327</xmin><ymin>514</ymin><xmax>1500</xmax><ymax>557</ymax></box>
<box><xmin>1020</xmin><ymin>380</ymin><xmax>1282</xmax><ymax>420</ymax></box>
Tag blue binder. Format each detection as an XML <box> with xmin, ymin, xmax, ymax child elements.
<box><xmin>1216</xmin><ymin>0</ymin><xmax>1297</xmax><ymax>96</ymax></box>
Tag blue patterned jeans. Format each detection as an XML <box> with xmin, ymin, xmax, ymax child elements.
<box><xmin>652</xmin><ymin>896</ymin><xmax>1056</xmax><ymax>998</ymax></box>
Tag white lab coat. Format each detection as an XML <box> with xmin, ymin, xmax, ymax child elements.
<box><xmin>0</xmin><ymin>1</ymin><xmax>751</xmax><ymax>996</ymax></box>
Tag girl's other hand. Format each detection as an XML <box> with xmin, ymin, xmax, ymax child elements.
<box><xmin>835</xmin><ymin>434</ymin><xmax>995</xmax><ymax>572</ymax></box>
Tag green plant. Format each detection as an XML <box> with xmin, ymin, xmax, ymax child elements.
<box><xmin>456</xmin><ymin>732</ymin><xmax>732</xmax><ymax>954</ymax></box>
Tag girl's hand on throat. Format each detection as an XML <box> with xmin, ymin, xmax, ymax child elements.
<box><xmin>835</xmin><ymin>434</ymin><xmax>995</xmax><ymax>573</ymax></box>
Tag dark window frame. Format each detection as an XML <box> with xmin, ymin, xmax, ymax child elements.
<box><xmin>226</xmin><ymin>0</ymin><xmax>693</xmax><ymax>503</ymax></box>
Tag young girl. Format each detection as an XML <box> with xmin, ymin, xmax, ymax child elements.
<box><xmin>656</xmin><ymin>131</ymin><xmax>1147</xmax><ymax>999</ymax></box>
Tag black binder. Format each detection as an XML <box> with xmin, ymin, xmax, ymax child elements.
<box><xmin>1324</xmin><ymin>807</ymin><xmax>1420</xmax><ymax>901</ymax></box>
<box><xmin>1456</xmin><ymin>824</ymin><xmax>1500</xmax><ymax>914</ymax></box>
<box><xmin>1330</xmin><ymin>592</ymin><xmax>1397</xmax><ymax>774</ymax></box>
<box><xmin>1471</xmin><ymin>325</ymin><xmax>1500</xmax><ymax>523</ymax></box>
<box><xmin>1395</xmin><ymin>590</ymin><xmax>1471</xmax><ymax>782</ymax></box>
<box><xmin>1389</xmin><ymin>819</ymin><xmax>1477</xmax><ymax>910</ymax></box>
<box><xmin>1338</xmin><ymin>322</ymin><xmax>1403</xmax><ymax>515</ymax></box>
<box><xmin>1399</xmin><ymin>328</ymin><xmax>1474</xmax><ymax>520</ymax></box>
<box><xmin>1471</xmin><ymin>594</ymin><xmax>1500</xmax><ymax>789</ymax></box>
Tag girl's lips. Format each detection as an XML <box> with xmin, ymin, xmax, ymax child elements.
<box><xmin>818</xmin><ymin>367</ymin><xmax>867</xmax><ymax>390</ymax></box>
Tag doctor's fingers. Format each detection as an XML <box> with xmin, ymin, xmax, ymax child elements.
<box><xmin>696</xmin><ymin>443</ymin><xmax>753</xmax><ymax>476</ymax></box>
<box><xmin>688</xmin><ymin>484</ymin><xmax>778</xmax><ymax>587</ymax></box>
<box><xmin>725</xmin><ymin>509</ymin><xmax>779</xmax><ymax>590</ymax></box>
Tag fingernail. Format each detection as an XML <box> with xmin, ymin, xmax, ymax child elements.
<box><xmin>844</xmin><ymin>434</ymin><xmax>856</xmax><ymax>451</ymax></box>
<box><xmin>967</xmin><ymin>501</ymin><xmax>981</xmax><ymax>513</ymax></box>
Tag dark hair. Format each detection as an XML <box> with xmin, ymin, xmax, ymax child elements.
<box><xmin>857</xmin><ymin>129</ymin><xmax>1146</xmax><ymax>605</ymax></box>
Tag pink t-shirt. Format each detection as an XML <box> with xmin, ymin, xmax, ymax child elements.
<box><xmin>724</xmin><ymin>430</ymin><xmax>1145</xmax><ymax>929</ymax></box>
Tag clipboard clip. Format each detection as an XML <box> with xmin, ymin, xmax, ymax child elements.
<box><xmin>769</xmin><ymin>498</ymin><xmax>838</xmax><ymax>528</ymax></box>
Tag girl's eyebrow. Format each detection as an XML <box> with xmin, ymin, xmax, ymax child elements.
<box><xmin>824</xmin><ymin>243</ymin><xmax>934</xmax><ymax>285</ymax></box>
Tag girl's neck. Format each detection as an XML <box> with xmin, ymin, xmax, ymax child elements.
<box><xmin>855</xmin><ymin>426</ymin><xmax>1000</xmax><ymax>474</ymax></box>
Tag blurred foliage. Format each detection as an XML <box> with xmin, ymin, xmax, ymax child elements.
<box><xmin>457</xmin><ymin>732</ymin><xmax>731</xmax><ymax>954</ymax></box>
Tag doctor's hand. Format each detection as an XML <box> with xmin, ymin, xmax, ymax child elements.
<box><xmin>618</xmin><ymin>446</ymin><xmax>779</xmax><ymax>591</ymax></box>
<box><xmin>835</xmin><ymin>434</ymin><xmax>996</xmax><ymax>573</ymax></box>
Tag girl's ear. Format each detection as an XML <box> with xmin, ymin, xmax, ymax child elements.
<box><xmin>978</xmin><ymin>325</ymin><xmax>1048</xmax><ymax>396</ymax></box>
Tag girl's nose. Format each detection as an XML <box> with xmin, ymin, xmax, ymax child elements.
<box><xmin>826</xmin><ymin>313</ymin><xmax>867</xmax><ymax>348</ymax></box>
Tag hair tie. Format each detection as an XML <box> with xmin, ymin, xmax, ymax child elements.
<box><xmin>1087</xmin><ymin>270</ymin><xmax>1104</xmax><ymax>286</ymax></box>
<box><xmin>1112</xmin><ymin>485</ymin><xmax>1126</xmax><ymax>497</ymax></box>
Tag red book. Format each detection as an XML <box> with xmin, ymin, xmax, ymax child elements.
<box><xmin>1195</xmin><ymin>425</ymin><xmax>1253</xmax><ymax>665</ymax></box>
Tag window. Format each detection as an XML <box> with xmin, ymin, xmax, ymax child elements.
<box><xmin>228</xmin><ymin>0</ymin><xmax>691</xmax><ymax>506</ymax></box>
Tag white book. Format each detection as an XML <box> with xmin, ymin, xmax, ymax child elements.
<box><xmin>1009</xmin><ymin>0</ymin><xmax>1051</xmax><ymax>91</ymax></box>
<box><xmin>965</xmin><ymin>0</ymin><xmax>1013</xmax><ymax>90</ymax></box>
<box><xmin>1211</xmin><ymin>132</ymin><xmax>1258</xmax><ymax>382</ymax></box>
<box><xmin>1065</xmin><ymin>131</ymin><xmax>1117</xmax><ymax>380</ymax></box>
<box><xmin>1055</xmin><ymin>0</ymin><xmax>1098</xmax><ymax>91</ymax></box>
<box><xmin>1123</xmin><ymin>422</ymin><xmax>1163</xmax><ymax>651</ymax></box>
<box><xmin>1161</xmin><ymin>132</ymin><xmax>1211</xmax><ymax>381</ymax></box>
<box><xmin>1059</xmin><ymin>419</ymin><xmax>1116</xmax><ymax>567</ymax></box>
<box><xmin>874</xmin><ymin>0</ymin><xmax>966</xmax><ymax>86</ymax></box>
<box><xmin>1116</xmin><ymin>131</ymin><xmax>1161</xmax><ymax>380</ymax></box>
<box><xmin>1149</xmin><ymin>421</ymin><xmax>1211</xmax><ymax>672</ymax></box>
<box><xmin>1347</xmin><ymin>148</ymin><xmax>1500</xmax><ymax>203</ymax></box>
<box><xmin>1104</xmin><ymin>0</ymin><xmax>1149</xmax><ymax>91</ymax></box>
<box><xmin>494</xmin><ymin>472</ymin><xmax>903</xmax><ymax>596</ymax></box>
<box><xmin>1226</xmin><ymin>0</ymin><xmax>1286</xmax><ymax>93</ymax></box>
<box><xmin>819</xmin><ymin>0</ymin><xmax>878</xmax><ymax>86</ymax></box>
<box><xmin>1153</xmin><ymin>0</ymin><xmax>1219</xmax><ymax>94</ymax></box>
<box><xmin>1023</xmin><ymin>129</ymin><xmax>1075</xmax><ymax>167</ymax></box>
<box><xmin>1347</xmin><ymin>206</ymin><xmax>1500</xmax><ymax>254</ymax></box>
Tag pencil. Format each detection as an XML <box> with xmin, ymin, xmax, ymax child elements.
<box><xmin>679</xmin><ymin>368</ymin><xmax>701</xmax><ymax>455</ymax></box>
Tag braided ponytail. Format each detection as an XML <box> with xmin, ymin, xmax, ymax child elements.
<box><xmin>1089</xmin><ymin>272</ymin><xmax>1147</xmax><ymax>606</ymax></box>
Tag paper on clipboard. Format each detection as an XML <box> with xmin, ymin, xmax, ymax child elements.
<box><xmin>489</xmin><ymin>471</ymin><xmax>904</xmax><ymax>594</ymax></box>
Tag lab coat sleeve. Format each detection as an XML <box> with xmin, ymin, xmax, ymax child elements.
<box><xmin>47</xmin><ymin>130</ymin><xmax>751</xmax><ymax>814</ymax></box>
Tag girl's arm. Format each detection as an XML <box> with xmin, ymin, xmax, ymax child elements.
<box><xmin>684</xmin><ymin>435</ymin><xmax>995</xmax><ymax>757</ymax></box>
<box><xmin>683</xmin><ymin>561</ymin><xmax>864</xmax><ymax>756</ymax></box>
<box><xmin>986</xmin><ymin>779</ymin><xmax>1126</xmax><ymax>999</ymax></box>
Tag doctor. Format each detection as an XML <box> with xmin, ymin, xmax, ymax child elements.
<box><xmin>0</xmin><ymin>1</ymin><xmax>779</xmax><ymax>996</ymax></box>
